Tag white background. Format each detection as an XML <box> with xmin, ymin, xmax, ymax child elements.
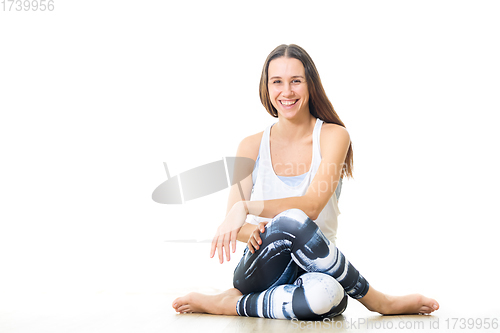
<box><xmin>1</xmin><ymin>0</ymin><xmax>499</xmax><ymax>314</ymax></box>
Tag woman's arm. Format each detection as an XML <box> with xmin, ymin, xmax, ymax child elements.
<box><xmin>236</xmin><ymin>222</ymin><xmax>258</xmax><ymax>243</ymax></box>
<box><xmin>210</xmin><ymin>124</ymin><xmax>351</xmax><ymax>263</ymax></box>
<box><xmin>222</xmin><ymin>132</ymin><xmax>262</xmax><ymax>242</ymax></box>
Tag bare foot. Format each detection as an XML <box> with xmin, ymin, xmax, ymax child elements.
<box><xmin>358</xmin><ymin>286</ymin><xmax>439</xmax><ymax>315</ymax></box>
<box><xmin>172</xmin><ymin>288</ymin><xmax>242</xmax><ymax>316</ymax></box>
<box><xmin>382</xmin><ymin>294</ymin><xmax>440</xmax><ymax>315</ymax></box>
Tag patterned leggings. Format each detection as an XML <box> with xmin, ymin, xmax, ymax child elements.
<box><xmin>233</xmin><ymin>209</ymin><xmax>369</xmax><ymax>320</ymax></box>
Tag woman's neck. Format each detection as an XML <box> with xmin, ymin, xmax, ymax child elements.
<box><xmin>273</xmin><ymin>113</ymin><xmax>317</xmax><ymax>143</ymax></box>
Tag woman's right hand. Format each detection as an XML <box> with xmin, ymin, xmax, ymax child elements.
<box><xmin>248</xmin><ymin>222</ymin><xmax>269</xmax><ymax>254</ymax></box>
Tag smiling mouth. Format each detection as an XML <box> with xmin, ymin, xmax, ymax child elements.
<box><xmin>280</xmin><ymin>99</ymin><xmax>298</xmax><ymax>106</ymax></box>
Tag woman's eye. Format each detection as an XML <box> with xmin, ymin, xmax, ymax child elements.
<box><xmin>293</xmin><ymin>79</ymin><xmax>302</xmax><ymax>84</ymax></box>
<box><xmin>273</xmin><ymin>80</ymin><xmax>282</xmax><ymax>84</ymax></box>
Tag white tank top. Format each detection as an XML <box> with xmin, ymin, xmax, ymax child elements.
<box><xmin>245</xmin><ymin>118</ymin><xmax>341</xmax><ymax>244</ymax></box>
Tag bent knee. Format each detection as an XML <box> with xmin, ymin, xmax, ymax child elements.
<box><xmin>269</xmin><ymin>209</ymin><xmax>315</xmax><ymax>234</ymax></box>
<box><xmin>292</xmin><ymin>273</ymin><xmax>346</xmax><ymax>319</ymax></box>
<box><xmin>275</xmin><ymin>209</ymin><xmax>310</xmax><ymax>223</ymax></box>
<box><xmin>302</xmin><ymin>273</ymin><xmax>345</xmax><ymax>314</ymax></box>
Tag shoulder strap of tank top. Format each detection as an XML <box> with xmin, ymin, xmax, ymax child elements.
<box><xmin>258</xmin><ymin>123</ymin><xmax>273</xmax><ymax>163</ymax></box>
<box><xmin>313</xmin><ymin>118</ymin><xmax>324</xmax><ymax>160</ymax></box>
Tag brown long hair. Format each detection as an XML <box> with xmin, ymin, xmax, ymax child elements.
<box><xmin>259</xmin><ymin>44</ymin><xmax>354</xmax><ymax>179</ymax></box>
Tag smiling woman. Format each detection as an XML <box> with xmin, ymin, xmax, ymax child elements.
<box><xmin>268</xmin><ymin>57</ymin><xmax>309</xmax><ymax>118</ymax></box>
<box><xmin>171</xmin><ymin>44</ymin><xmax>439</xmax><ymax>320</ymax></box>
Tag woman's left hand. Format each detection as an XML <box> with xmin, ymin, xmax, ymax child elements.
<box><xmin>210</xmin><ymin>201</ymin><xmax>248</xmax><ymax>264</ymax></box>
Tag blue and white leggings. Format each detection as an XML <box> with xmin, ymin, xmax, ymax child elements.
<box><xmin>233</xmin><ymin>209</ymin><xmax>369</xmax><ymax>320</ymax></box>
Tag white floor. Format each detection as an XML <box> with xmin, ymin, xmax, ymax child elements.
<box><xmin>1</xmin><ymin>289</ymin><xmax>498</xmax><ymax>333</ymax></box>
<box><xmin>1</xmin><ymin>242</ymin><xmax>499</xmax><ymax>333</ymax></box>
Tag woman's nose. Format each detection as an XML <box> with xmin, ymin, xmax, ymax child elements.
<box><xmin>281</xmin><ymin>83</ymin><xmax>293</xmax><ymax>96</ymax></box>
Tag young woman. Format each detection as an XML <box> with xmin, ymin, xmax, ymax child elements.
<box><xmin>172</xmin><ymin>44</ymin><xmax>439</xmax><ymax>320</ymax></box>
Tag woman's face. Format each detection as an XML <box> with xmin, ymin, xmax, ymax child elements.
<box><xmin>267</xmin><ymin>57</ymin><xmax>309</xmax><ymax>119</ymax></box>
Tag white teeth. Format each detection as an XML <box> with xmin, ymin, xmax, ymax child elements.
<box><xmin>281</xmin><ymin>100</ymin><xmax>297</xmax><ymax>106</ymax></box>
